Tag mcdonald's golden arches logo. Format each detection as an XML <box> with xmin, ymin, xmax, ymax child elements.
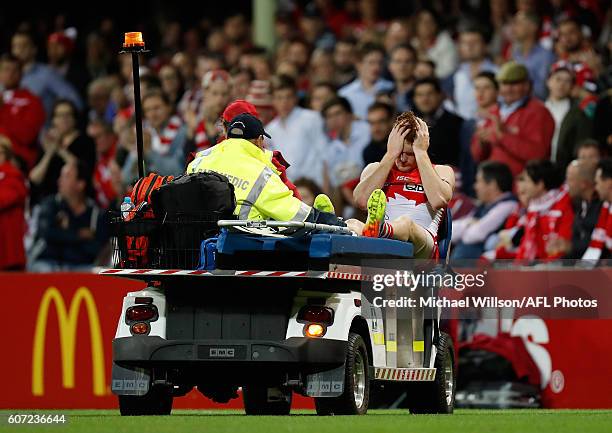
<box><xmin>31</xmin><ymin>287</ymin><xmax>106</xmax><ymax>396</ymax></box>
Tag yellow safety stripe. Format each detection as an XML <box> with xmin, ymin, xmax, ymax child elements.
<box><xmin>373</xmin><ymin>333</ymin><xmax>385</xmax><ymax>345</ymax></box>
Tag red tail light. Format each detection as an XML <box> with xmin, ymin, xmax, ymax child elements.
<box><xmin>297</xmin><ymin>306</ymin><xmax>334</xmax><ymax>325</ymax></box>
<box><xmin>125</xmin><ymin>305</ymin><xmax>157</xmax><ymax>322</ymax></box>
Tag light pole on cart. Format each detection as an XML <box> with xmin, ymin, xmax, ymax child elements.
<box><xmin>120</xmin><ymin>32</ymin><xmax>149</xmax><ymax>179</ymax></box>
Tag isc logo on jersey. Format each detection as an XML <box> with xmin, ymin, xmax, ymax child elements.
<box><xmin>403</xmin><ymin>184</ymin><xmax>424</xmax><ymax>193</ymax></box>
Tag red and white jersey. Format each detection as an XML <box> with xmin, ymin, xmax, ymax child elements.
<box><xmin>383</xmin><ymin>166</ymin><xmax>444</xmax><ymax>237</ymax></box>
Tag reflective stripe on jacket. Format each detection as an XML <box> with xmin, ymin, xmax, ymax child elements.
<box><xmin>186</xmin><ymin>138</ymin><xmax>311</xmax><ymax>221</ymax></box>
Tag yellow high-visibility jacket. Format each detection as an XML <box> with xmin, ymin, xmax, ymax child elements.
<box><xmin>186</xmin><ymin>138</ymin><xmax>311</xmax><ymax>221</ymax></box>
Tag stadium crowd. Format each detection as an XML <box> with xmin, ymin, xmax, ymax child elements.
<box><xmin>0</xmin><ymin>0</ymin><xmax>611</xmax><ymax>271</ymax></box>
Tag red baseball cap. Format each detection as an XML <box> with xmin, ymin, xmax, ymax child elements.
<box><xmin>222</xmin><ymin>100</ymin><xmax>259</xmax><ymax>123</ymax></box>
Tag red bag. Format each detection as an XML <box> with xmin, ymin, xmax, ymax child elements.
<box><xmin>124</xmin><ymin>173</ymin><xmax>173</xmax><ymax>267</ymax></box>
<box><xmin>129</xmin><ymin>173</ymin><xmax>174</xmax><ymax>218</ymax></box>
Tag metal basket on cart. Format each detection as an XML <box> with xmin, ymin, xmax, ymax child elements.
<box><xmin>109</xmin><ymin>211</ymin><xmax>229</xmax><ymax>269</ymax></box>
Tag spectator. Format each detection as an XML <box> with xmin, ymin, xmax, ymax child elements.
<box><xmin>0</xmin><ymin>54</ymin><xmax>45</xmax><ymax>171</ymax></box>
<box><xmin>159</xmin><ymin>64</ymin><xmax>184</xmax><ymax>107</ymax></box>
<box><xmin>124</xmin><ymin>90</ymin><xmax>186</xmax><ymax>178</ymax></box>
<box><xmin>467</xmin><ymin>71</ymin><xmax>500</xmax><ymax>191</ymax></box>
<box><xmin>471</xmin><ymin>62</ymin><xmax>555</xmax><ymax>176</ymax></box>
<box><xmin>11</xmin><ymin>31</ymin><xmax>83</xmax><ymax>116</ymax></box>
<box><xmin>564</xmin><ymin>159</ymin><xmax>602</xmax><ymax>258</ymax></box>
<box><xmin>185</xmin><ymin>70</ymin><xmax>231</xmax><ymax>152</ymax></box>
<box><xmin>414</xmin><ymin>59</ymin><xmax>437</xmax><ymax>80</ymax></box>
<box><xmin>387</xmin><ymin>44</ymin><xmax>417</xmax><ymax>113</ymax></box>
<box><xmin>556</xmin><ymin>17</ymin><xmax>602</xmax><ymax>75</ymax></box>
<box><xmin>338</xmin><ymin>42</ymin><xmax>394</xmax><ymax>119</ymax></box>
<box><xmin>294</xmin><ymin>177</ymin><xmax>324</xmax><ymax>207</ymax></box>
<box><xmin>178</xmin><ymin>51</ymin><xmax>223</xmax><ymax>119</ymax></box>
<box><xmin>333</xmin><ymin>37</ymin><xmax>358</xmax><ymax>88</ymax></box>
<box><xmin>47</xmin><ymin>30</ymin><xmax>89</xmax><ymax>99</ymax></box>
<box><xmin>300</xmin><ymin>6</ymin><xmax>336</xmax><ymax>51</ymax></box>
<box><xmin>29</xmin><ymin>99</ymin><xmax>95</xmax><ymax>202</ymax></box>
<box><xmin>576</xmin><ymin>139</ymin><xmax>602</xmax><ymax>166</ymax></box>
<box><xmin>482</xmin><ymin>170</ymin><xmax>530</xmax><ymax>261</ymax></box>
<box><xmin>85</xmin><ymin>32</ymin><xmax>112</xmax><ymax>80</ymax></box>
<box><xmin>86</xmin><ymin>77</ymin><xmax>115</xmax><ymax>123</ymax></box>
<box><xmin>230</xmin><ymin>67</ymin><xmax>254</xmax><ymax>101</ymax></box>
<box><xmin>322</xmin><ymin>97</ymin><xmax>370</xmax><ymax>190</ymax></box>
<box><xmin>450</xmin><ymin>25</ymin><xmax>498</xmax><ymax>120</ymax></box>
<box><xmin>488</xmin><ymin>0</ymin><xmax>513</xmax><ymax>62</ymax></box>
<box><xmin>246</xmin><ymin>80</ymin><xmax>276</xmax><ymax>126</ymax></box>
<box><xmin>171</xmin><ymin>50</ymin><xmax>196</xmax><ymax>88</ymax></box>
<box><xmin>88</xmin><ymin>119</ymin><xmax>121</xmax><ymax>210</ymax></box>
<box><xmin>309</xmin><ymin>48</ymin><xmax>336</xmax><ymax>85</ymax></box>
<box><xmin>452</xmin><ymin>161</ymin><xmax>518</xmax><ymax>259</ymax></box>
<box><xmin>507</xmin><ymin>12</ymin><xmax>555</xmax><ymax>99</ymax></box>
<box><xmin>286</xmin><ymin>38</ymin><xmax>312</xmax><ymax>93</ymax></box>
<box><xmin>223</xmin><ymin>13</ymin><xmax>250</xmax><ymax>49</ymax></box>
<box><xmin>266</xmin><ymin>75</ymin><xmax>327</xmax><ymax>185</ymax></box>
<box><xmin>412</xmin><ymin>77</ymin><xmax>463</xmax><ymax>167</ymax></box>
<box><xmin>363</xmin><ymin>102</ymin><xmax>395</xmax><ymax>166</ymax></box>
<box><xmin>0</xmin><ymin>135</ymin><xmax>27</xmax><ymax>271</ymax></box>
<box><xmin>516</xmin><ymin>160</ymin><xmax>574</xmax><ymax>261</ymax></box>
<box><xmin>582</xmin><ymin>158</ymin><xmax>612</xmax><ymax>261</ymax></box>
<box><xmin>545</xmin><ymin>62</ymin><xmax>593</xmax><ymax>169</ymax></box>
<box><xmin>571</xmin><ymin>61</ymin><xmax>599</xmax><ymax>119</ymax></box>
<box><xmin>309</xmin><ymin>81</ymin><xmax>336</xmax><ymax>113</ymax></box>
<box><xmin>383</xmin><ymin>19</ymin><xmax>411</xmax><ymax>53</ymax></box>
<box><xmin>474</xmin><ymin>71</ymin><xmax>499</xmax><ymax>126</ymax></box>
<box><xmin>29</xmin><ymin>160</ymin><xmax>106</xmax><ymax>272</ymax></box>
<box><xmin>240</xmin><ymin>47</ymin><xmax>272</xmax><ymax>81</ymax></box>
<box><xmin>411</xmin><ymin>9</ymin><xmax>459</xmax><ymax>79</ymax></box>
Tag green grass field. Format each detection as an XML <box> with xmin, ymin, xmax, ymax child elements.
<box><xmin>1</xmin><ymin>409</ymin><xmax>612</xmax><ymax>433</ymax></box>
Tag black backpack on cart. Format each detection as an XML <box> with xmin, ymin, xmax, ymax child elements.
<box><xmin>151</xmin><ymin>172</ymin><xmax>236</xmax><ymax>269</ymax></box>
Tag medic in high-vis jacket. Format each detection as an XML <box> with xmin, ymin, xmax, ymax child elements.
<box><xmin>187</xmin><ymin>113</ymin><xmax>343</xmax><ymax>225</ymax></box>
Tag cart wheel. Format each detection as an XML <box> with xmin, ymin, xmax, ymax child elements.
<box><xmin>118</xmin><ymin>386</ymin><xmax>173</xmax><ymax>416</ymax></box>
<box><xmin>315</xmin><ymin>331</ymin><xmax>370</xmax><ymax>415</ymax></box>
<box><xmin>407</xmin><ymin>332</ymin><xmax>455</xmax><ymax>414</ymax></box>
<box><xmin>243</xmin><ymin>386</ymin><xmax>292</xmax><ymax>415</ymax></box>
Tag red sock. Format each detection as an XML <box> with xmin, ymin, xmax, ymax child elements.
<box><xmin>380</xmin><ymin>222</ymin><xmax>394</xmax><ymax>239</ymax></box>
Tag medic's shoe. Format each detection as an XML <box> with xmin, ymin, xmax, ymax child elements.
<box><xmin>362</xmin><ymin>189</ymin><xmax>387</xmax><ymax>238</ymax></box>
<box><xmin>313</xmin><ymin>193</ymin><xmax>335</xmax><ymax>214</ymax></box>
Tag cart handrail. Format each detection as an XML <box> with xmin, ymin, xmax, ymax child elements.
<box><xmin>217</xmin><ymin>219</ymin><xmax>353</xmax><ymax>235</ymax></box>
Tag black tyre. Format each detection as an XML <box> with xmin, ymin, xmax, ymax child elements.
<box><xmin>315</xmin><ymin>332</ymin><xmax>370</xmax><ymax>415</ymax></box>
<box><xmin>243</xmin><ymin>386</ymin><xmax>292</xmax><ymax>415</ymax></box>
<box><xmin>407</xmin><ymin>332</ymin><xmax>456</xmax><ymax>414</ymax></box>
<box><xmin>118</xmin><ymin>386</ymin><xmax>173</xmax><ymax>416</ymax></box>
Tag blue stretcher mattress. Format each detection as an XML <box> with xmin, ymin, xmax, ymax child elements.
<box><xmin>216</xmin><ymin>231</ymin><xmax>413</xmax><ymax>260</ymax></box>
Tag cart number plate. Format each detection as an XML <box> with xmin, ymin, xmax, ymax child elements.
<box><xmin>198</xmin><ymin>345</ymin><xmax>246</xmax><ymax>360</ymax></box>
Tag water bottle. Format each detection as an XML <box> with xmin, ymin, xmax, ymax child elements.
<box><xmin>121</xmin><ymin>197</ymin><xmax>135</xmax><ymax>220</ymax></box>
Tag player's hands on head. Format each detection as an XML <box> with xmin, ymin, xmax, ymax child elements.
<box><xmin>412</xmin><ymin>117</ymin><xmax>430</xmax><ymax>153</ymax></box>
<box><xmin>386</xmin><ymin>123</ymin><xmax>410</xmax><ymax>158</ymax></box>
